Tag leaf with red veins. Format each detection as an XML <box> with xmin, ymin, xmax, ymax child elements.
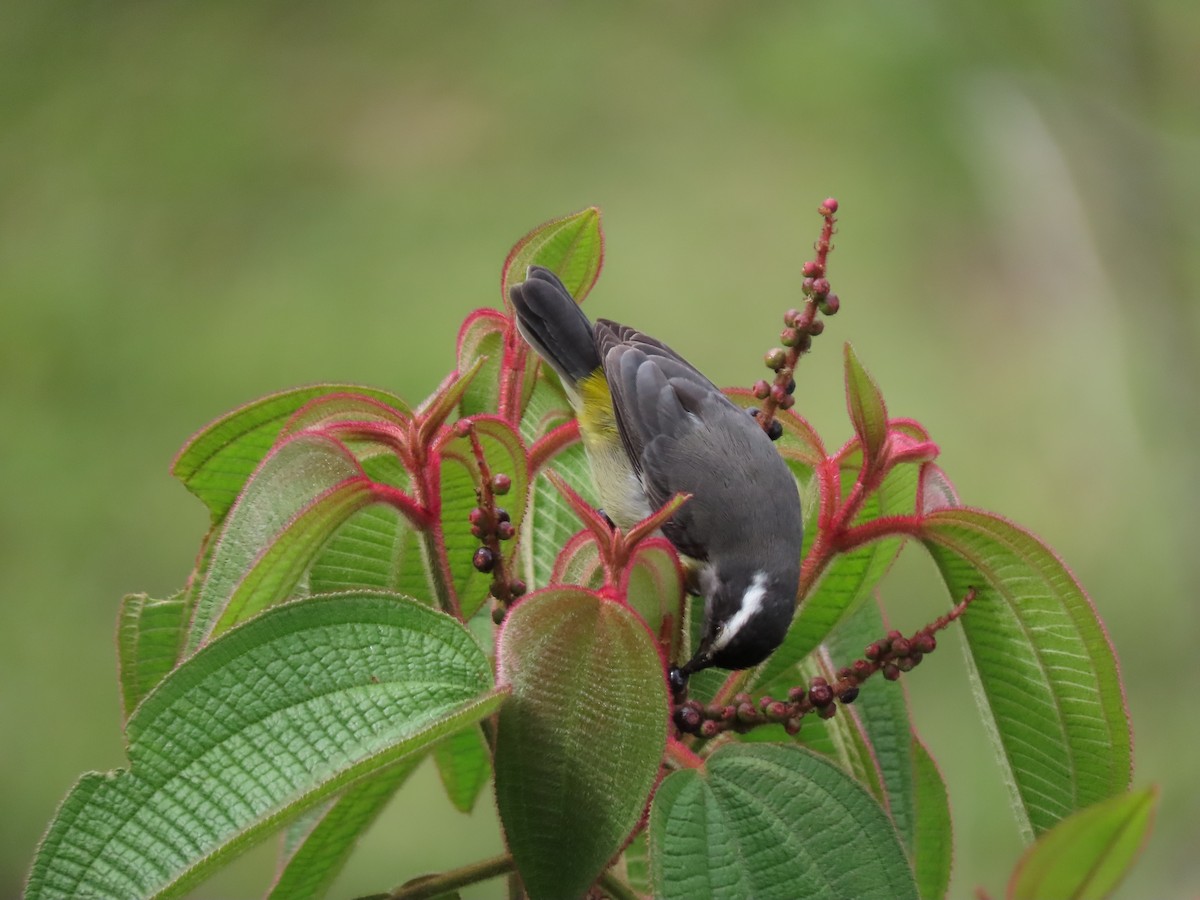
<box><xmin>281</xmin><ymin>393</ymin><xmax>412</xmax><ymax>458</ymax></box>
<box><xmin>500</xmin><ymin>207</ymin><xmax>606</xmax><ymax>310</ymax></box>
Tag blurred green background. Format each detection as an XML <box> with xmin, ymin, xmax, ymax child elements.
<box><xmin>3</xmin><ymin>2</ymin><xmax>1197</xmax><ymax>898</ymax></box>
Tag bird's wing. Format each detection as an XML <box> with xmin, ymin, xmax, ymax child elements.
<box><xmin>594</xmin><ymin>319</ymin><xmax>739</xmax><ymax>560</ymax></box>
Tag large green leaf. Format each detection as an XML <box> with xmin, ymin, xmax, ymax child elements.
<box><xmin>117</xmin><ymin>592</ymin><xmax>189</xmax><ymax>720</ymax></box>
<box><xmin>27</xmin><ymin>592</ymin><xmax>504</xmax><ymax>900</ymax></box>
<box><xmin>919</xmin><ymin>509</ymin><xmax>1131</xmax><ymax>837</ymax></box>
<box><xmin>911</xmin><ymin>737</ymin><xmax>953</xmax><ymax>900</ymax></box>
<box><xmin>1005</xmin><ymin>787</ymin><xmax>1157</xmax><ymax>900</ymax></box>
<box><xmin>433</xmin><ymin>725</ymin><xmax>491</xmax><ymax>814</ymax></box>
<box><xmin>185</xmin><ymin>433</ymin><xmax>379</xmax><ymax>653</ymax></box>
<box><xmin>649</xmin><ymin>744</ymin><xmax>918</xmax><ymax>900</ymax></box>
<box><xmin>268</xmin><ymin>755</ymin><xmax>424</xmax><ymax>900</ymax></box>
<box><xmin>172</xmin><ymin>385</ymin><xmax>410</xmax><ymax>521</ymax></box>
<box><xmin>494</xmin><ymin>588</ymin><xmax>667</xmax><ymax>900</ymax></box>
<box><xmin>500</xmin><ymin>207</ymin><xmax>605</xmax><ymax>305</ymax></box>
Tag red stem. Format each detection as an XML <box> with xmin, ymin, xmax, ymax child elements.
<box><xmin>663</xmin><ymin>738</ymin><xmax>705</xmax><ymax>770</ymax></box>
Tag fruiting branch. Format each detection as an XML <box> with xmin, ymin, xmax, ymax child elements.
<box><xmin>754</xmin><ymin>198</ymin><xmax>841</xmax><ymax>441</ymax></box>
<box><xmin>676</xmin><ymin>589</ymin><xmax>977</xmax><ymax>741</ymax></box>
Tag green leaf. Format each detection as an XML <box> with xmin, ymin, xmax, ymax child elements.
<box><xmin>919</xmin><ymin>509</ymin><xmax>1132</xmax><ymax>837</ymax></box>
<box><xmin>786</xmin><ymin>654</ymin><xmax>887</xmax><ymax>809</ymax></box>
<box><xmin>185</xmin><ymin>433</ymin><xmax>379</xmax><ymax>653</ymax></box>
<box><xmin>649</xmin><ymin>744</ymin><xmax>918</xmax><ymax>900</ymax></box>
<box><xmin>172</xmin><ymin>385</ymin><xmax>410</xmax><ymax>521</ymax></box>
<box><xmin>1006</xmin><ymin>787</ymin><xmax>1157</xmax><ymax>900</ymax></box>
<box><xmin>622</xmin><ymin>539</ymin><xmax>685</xmax><ymax>661</ymax></box>
<box><xmin>822</xmin><ymin>597</ymin><xmax>917</xmax><ymax>850</ymax></box>
<box><xmin>519</xmin><ymin>369</ymin><xmax>573</xmax><ymax>446</ymax></box>
<box><xmin>494</xmin><ymin>588</ymin><xmax>667</xmax><ymax>900</ymax></box>
<box><xmin>268</xmin><ymin>755</ymin><xmax>424</xmax><ymax>900</ymax></box>
<box><xmin>501</xmin><ymin>207</ymin><xmax>605</xmax><ymax>306</ymax></box>
<box><xmin>524</xmin><ymin>441</ymin><xmax>598</xmax><ymax>589</ymax></box>
<box><xmin>549</xmin><ymin>531</ymin><xmax>605</xmax><ymax>590</ymax></box>
<box><xmin>433</xmin><ymin>726</ymin><xmax>491</xmax><ymax>814</ymax></box>
<box><xmin>843</xmin><ymin>343</ymin><xmax>889</xmax><ymax>471</ymax></box>
<box><xmin>308</xmin><ymin>504</ymin><xmax>430</xmax><ymax>600</ymax></box>
<box><xmin>754</xmin><ymin>460</ymin><xmax>918</xmax><ymax>696</ymax></box>
<box><xmin>456</xmin><ymin>310</ymin><xmax>508</xmax><ymax>418</ymax></box>
<box><xmin>117</xmin><ymin>592</ymin><xmax>189</xmax><ymax>720</ymax></box>
<box><xmin>437</xmin><ymin>417</ymin><xmax>529</xmax><ymax>620</ymax></box>
<box><xmin>27</xmin><ymin>592</ymin><xmax>505</xmax><ymax>900</ymax></box>
<box><xmin>911</xmin><ymin>737</ymin><xmax>953</xmax><ymax>900</ymax></box>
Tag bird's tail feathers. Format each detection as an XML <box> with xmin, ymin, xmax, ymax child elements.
<box><xmin>509</xmin><ymin>266</ymin><xmax>600</xmax><ymax>389</ymax></box>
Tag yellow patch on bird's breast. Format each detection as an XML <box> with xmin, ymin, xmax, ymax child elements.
<box><xmin>576</xmin><ymin>371</ymin><xmax>617</xmax><ymax>434</ymax></box>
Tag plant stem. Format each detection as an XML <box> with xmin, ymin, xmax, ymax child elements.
<box><xmin>598</xmin><ymin>869</ymin><xmax>646</xmax><ymax>900</ymax></box>
<box><xmin>664</xmin><ymin>737</ymin><xmax>706</xmax><ymax>769</ymax></box>
<box><xmin>366</xmin><ymin>853</ymin><xmax>517</xmax><ymax>900</ymax></box>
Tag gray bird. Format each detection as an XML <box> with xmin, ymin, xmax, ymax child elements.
<box><xmin>510</xmin><ymin>266</ymin><xmax>803</xmax><ymax>676</ymax></box>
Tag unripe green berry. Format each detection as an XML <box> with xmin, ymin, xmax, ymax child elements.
<box><xmin>765</xmin><ymin>348</ymin><xmax>786</xmax><ymax>370</ymax></box>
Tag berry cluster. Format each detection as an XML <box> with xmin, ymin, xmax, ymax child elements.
<box><xmin>673</xmin><ymin>588</ymin><xmax>976</xmax><ymax>741</ymax></box>
<box><xmin>754</xmin><ymin>198</ymin><xmax>841</xmax><ymax>441</ymax></box>
<box><xmin>455</xmin><ymin>418</ymin><xmax>527</xmax><ymax>622</ymax></box>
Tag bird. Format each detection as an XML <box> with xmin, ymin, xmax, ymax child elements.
<box><xmin>509</xmin><ymin>265</ymin><xmax>803</xmax><ymax>678</ymax></box>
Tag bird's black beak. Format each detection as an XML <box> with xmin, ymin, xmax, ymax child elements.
<box><xmin>679</xmin><ymin>634</ymin><xmax>715</xmax><ymax>676</ymax></box>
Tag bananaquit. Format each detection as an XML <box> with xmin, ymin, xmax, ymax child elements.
<box><xmin>510</xmin><ymin>266</ymin><xmax>803</xmax><ymax>675</ymax></box>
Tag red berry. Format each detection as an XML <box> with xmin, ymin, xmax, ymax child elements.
<box><xmin>491</xmin><ymin>473</ymin><xmax>512</xmax><ymax>495</ymax></box>
<box><xmin>802</xmin><ymin>260</ymin><xmax>824</xmax><ymax>278</ymax></box>
<box><xmin>752</xmin><ymin>379</ymin><xmax>771</xmax><ymax>400</ymax></box>
<box><xmin>497</xmin><ymin>521</ymin><xmax>516</xmax><ymax>541</ymax></box>
<box><xmin>811</xmin><ymin>277</ymin><xmax>831</xmax><ymax>297</ymax></box>
<box><xmin>819</xmin><ymin>293</ymin><xmax>840</xmax><ymax>316</ymax></box>
<box><xmin>821</xmin><ymin>197</ymin><xmax>839</xmax><ymax>214</ymax></box>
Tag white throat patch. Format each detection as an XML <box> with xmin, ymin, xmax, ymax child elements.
<box><xmin>710</xmin><ymin>571</ymin><xmax>770</xmax><ymax>653</ymax></box>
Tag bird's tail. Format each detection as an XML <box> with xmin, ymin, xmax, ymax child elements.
<box><xmin>509</xmin><ymin>266</ymin><xmax>601</xmax><ymax>392</ymax></box>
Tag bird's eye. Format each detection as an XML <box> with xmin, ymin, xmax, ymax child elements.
<box><xmin>714</xmin><ymin>623</ymin><xmax>725</xmax><ymax>636</ymax></box>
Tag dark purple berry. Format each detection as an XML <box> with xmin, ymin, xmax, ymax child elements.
<box><xmin>809</xmin><ymin>682</ymin><xmax>834</xmax><ymax>707</ymax></box>
<box><xmin>839</xmin><ymin>686</ymin><xmax>860</xmax><ymax>704</ymax></box>
<box><xmin>509</xmin><ymin>579</ymin><xmax>527</xmax><ymax>597</ymax></box>
<box><xmin>914</xmin><ymin>633</ymin><xmax>937</xmax><ymax>653</ymax></box>
<box><xmin>818</xmin><ymin>703</ymin><xmax>837</xmax><ymax>720</ymax></box>
<box><xmin>767</xmin><ymin>420</ymin><xmax>783</xmax><ymax>441</ymax></box>
<box><xmin>472</xmin><ymin>546</ymin><xmax>495</xmax><ymax>572</ymax></box>
<box><xmin>495</xmin><ymin>507</ymin><xmax>510</xmax><ymax>524</ymax></box>
<box><xmin>497</xmin><ymin>520</ymin><xmax>516</xmax><ymax>541</ymax></box>
<box><xmin>787</xmin><ymin>686</ymin><xmax>806</xmax><ymax>703</ymax></box>
<box><xmin>786</xmin><ymin>378</ymin><xmax>796</xmax><ymax>395</ymax></box>
<box><xmin>883</xmin><ymin>663</ymin><xmax>901</xmax><ymax>681</ymax></box>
